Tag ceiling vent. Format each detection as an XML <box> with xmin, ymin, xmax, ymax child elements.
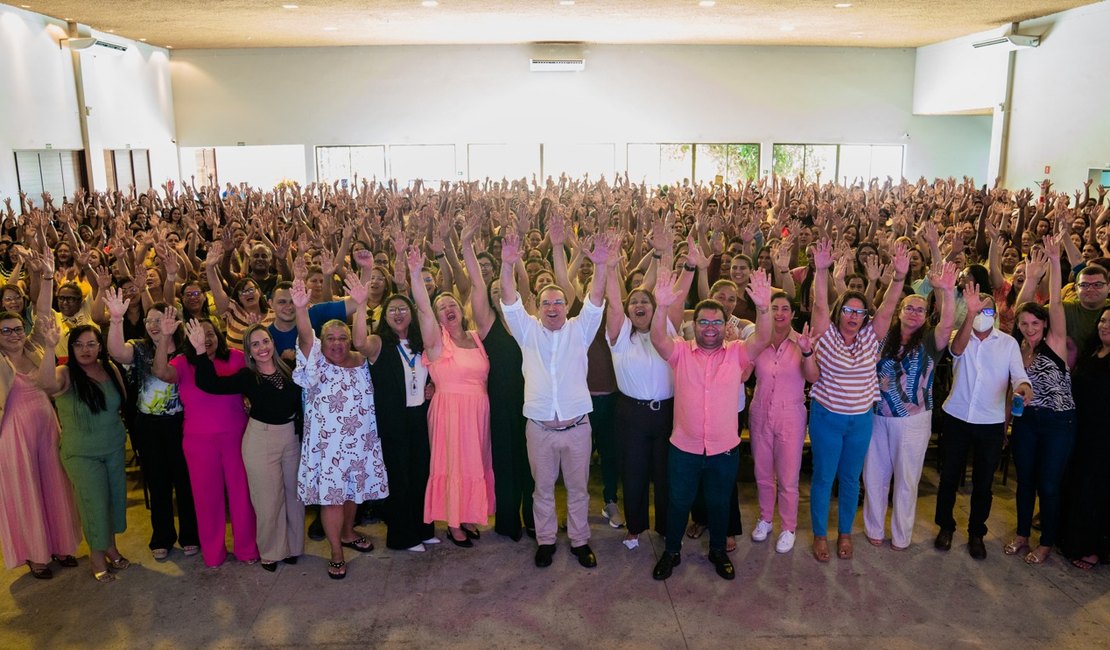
<box><xmin>529</xmin><ymin>58</ymin><xmax>585</xmax><ymax>72</ymax></box>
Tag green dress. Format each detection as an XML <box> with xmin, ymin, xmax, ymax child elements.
<box><xmin>58</xmin><ymin>378</ymin><xmax>128</xmax><ymax>551</ymax></box>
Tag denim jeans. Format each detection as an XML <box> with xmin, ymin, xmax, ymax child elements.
<box><xmin>665</xmin><ymin>443</ymin><xmax>740</xmax><ymax>553</ymax></box>
<box><xmin>808</xmin><ymin>402</ymin><xmax>872</xmax><ymax>537</ymax></box>
<box><xmin>1011</xmin><ymin>407</ymin><xmax>1076</xmax><ymax>546</ymax></box>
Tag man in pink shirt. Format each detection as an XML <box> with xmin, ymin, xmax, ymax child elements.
<box><xmin>648</xmin><ymin>266</ymin><xmax>773</xmax><ymax>581</ymax></box>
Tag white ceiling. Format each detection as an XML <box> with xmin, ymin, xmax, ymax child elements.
<box><xmin>19</xmin><ymin>0</ymin><xmax>1098</xmax><ymax>49</ymax></box>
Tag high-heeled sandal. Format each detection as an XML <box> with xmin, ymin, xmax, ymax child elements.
<box><xmin>1003</xmin><ymin>537</ymin><xmax>1029</xmax><ymax>556</ymax></box>
<box><xmin>837</xmin><ymin>535</ymin><xmax>853</xmax><ymax>560</ymax></box>
<box><xmin>51</xmin><ymin>554</ymin><xmax>78</xmax><ymax>567</ymax></box>
<box><xmin>106</xmin><ymin>555</ymin><xmax>131</xmax><ymax>570</ymax></box>
<box><xmin>26</xmin><ymin>562</ymin><xmax>53</xmax><ymax>580</ymax></box>
<box><xmin>813</xmin><ymin>536</ymin><xmax>831</xmax><ymax>563</ymax></box>
<box><xmin>93</xmin><ymin>570</ymin><xmax>116</xmax><ymax>583</ymax></box>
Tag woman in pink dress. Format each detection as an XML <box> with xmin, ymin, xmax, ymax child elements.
<box><xmin>406</xmin><ymin>246</ymin><xmax>493</xmax><ymax>547</ymax></box>
<box><xmin>0</xmin><ymin>310</ymin><xmax>81</xmax><ymax>579</ymax></box>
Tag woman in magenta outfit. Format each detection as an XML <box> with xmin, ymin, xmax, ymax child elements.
<box><xmin>152</xmin><ymin>306</ymin><xmax>258</xmax><ymax>567</ymax></box>
<box><xmin>0</xmin><ymin>309</ymin><xmax>81</xmax><ymax>579</ymax></box>
<box><xmin>406</xmin><ymin>246</ymin><xmax>493</xmax><ymax>547</ymax></box>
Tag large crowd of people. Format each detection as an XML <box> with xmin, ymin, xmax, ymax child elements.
<box><xmin>0</xmin><ymin>171</ymin><xmax>1107</xmax><ymax>583</ymax></box>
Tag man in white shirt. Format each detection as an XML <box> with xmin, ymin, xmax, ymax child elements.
<box><xmin>934</xmin><ymin>284</ymin><xmax>1033</xmax><ymax>560</ymax></box>
<box><xmin>500</xmin><ymin>232</ymin><xmax>614</xmax><ymax>569</ymax></box>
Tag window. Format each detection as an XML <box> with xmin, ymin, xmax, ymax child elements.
<box><xmin>104</xmin><ymin>149</ymin><xmax>152</xmax><ymax>193</ymax></box>
<box><xmin>389</xmin><ymin>145</ymin><xmax>456</xmax><ymax>186</ymax></box>
<box><xmin>772</xmin><ymin>144</ymin><xmax>838</xmax><ymax>183</ymax></box>
<box><xmin>541</xmin><ymin>144</ymin><xmax>615</xmax><ymax>181</ymax></box>
<box><xmin>316</xmin><ymin>145</ymin><xmax>387</xmax><ymax>187</ymax></box>
<box><xmin>693</xmin><ymin>144</ymin><xmax>760</xmax><ymax>184</ymax></box>
<box><xmin>837</xmin><ymin>145</ymin><xmax>904</xmax><ymax>184</ymax></box>
<box><xmin>627</xmin><ymin>144</ymin><xmax>694</xmax><ymax>187</ymax></box>
<box><xmin>14</xmin><ymin>150</ymin><xmax>86</xmax><ymax>201</ymax></box>
<box><xmin>773</xmin><ymin>144</ymin><xmax>904</xmax><ymax>184</ymax></box>
<box><xmin>467</xmin><ymin>144</ymin><xmax>541</xmax><ymax>182</ymax></box>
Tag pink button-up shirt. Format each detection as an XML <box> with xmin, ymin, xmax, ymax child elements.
<box><xmin>667</xmin><ymin>339</ymin><xmax>750</xmax><ymax>455</ymax></box>
<box><xmin>751</xmin><ymin>337</ymin><xmax>808</xmax><ymax>409</ymax></box>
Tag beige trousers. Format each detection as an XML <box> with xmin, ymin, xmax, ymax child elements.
<box><xmin>242</xmin><ymin>419</ymin><xmax>305</xmax><ymax>562</ymax></box>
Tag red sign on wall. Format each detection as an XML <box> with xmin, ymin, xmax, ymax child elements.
<box><xmin>1044</xmin><ymin>165</ymin><xmax>1051</xmax><ymax>174</ymax></box>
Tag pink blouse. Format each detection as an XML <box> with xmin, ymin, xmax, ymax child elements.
<box><xmin>750</xmin><ymin>337</ymin><xmax>809</xmax><ymax>409</ymax></box>
<box><xmin>170</xmin><ymin>350</ymin><xmax>249</xmax><ymax>438</ymax></box>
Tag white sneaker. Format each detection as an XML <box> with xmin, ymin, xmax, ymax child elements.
<box><xmin>602</xmin><ymin>502</ymin><xmax>625</xmax><ymax>528</ymax></box>
<box><xmin>775</xmin><ymin>530</ymin><xmax>796</xmax><ymax>553</ymax></box>
<box><xmin>423</xmin><ymin>536</ymin><xmax>441</xmax><ymax>545</ymax></box>
<box><xmin>406</xmin><ymin>543</ymin><xmax>426</xmax><ymax>553</ymax></box>
<box><xmin>622</xmin><ymin>537</ymin><xmax>639</xmax><ymax>550</ymax></box>
<box><xmin>752</xmin><ymin>519</ymin><xmax>773</xmax><ymax>543</ymax></box>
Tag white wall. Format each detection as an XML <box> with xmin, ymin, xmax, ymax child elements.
<box><xmin>170</xmin><ymin>44</ymin><xmax>992</xmax><ymax>184</ymax></box>
<box><xmin>912</xmin><ymin>1</ymin><xmax>1110</xmax><ymax>189</ymax></box>
<box><xmin>0</xmin><ymin>4</ymin><xmax>177</xmax><ymax>200</ymax></box>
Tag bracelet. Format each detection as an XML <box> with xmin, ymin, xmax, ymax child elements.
<box><xmin>683</xmin><ymin>263</ymin><xmax>697</xmax><ymax>272</ymax></box>
<box><xmin>435</xmin><ymin>253</ymin><xmax>446</xmax><ymax>259</ymax></box>
<box><xmin>801</xmin><ymin>350</ymin><xmax>814</xmax><ymax>358</ymax></box>
<box><xmin>42</xmin><ymin>275</ymin><xmax>53</xmax><ymax>280</ymax></box>
<box><xmin>652</xmin><ymin>252</ymin><xmax>662</xmax><ymax>259</ymax></box>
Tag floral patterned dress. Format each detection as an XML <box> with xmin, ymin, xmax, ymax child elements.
<box><xmin>294</xmin><ymin>339</ymin><xmax>389</xmax><ymax>505</ymax></box>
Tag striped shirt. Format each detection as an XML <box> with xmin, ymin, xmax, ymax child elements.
<box><xmin>810</xmin><ymin>322</ymin><xmax>881</xmax><ymax>415</ymax></box>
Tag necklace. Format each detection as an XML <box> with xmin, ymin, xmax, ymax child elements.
<box><xmin>397</xmin><ymin>341</ymin><xmax>420</xmax><ymax>394</ymax></box>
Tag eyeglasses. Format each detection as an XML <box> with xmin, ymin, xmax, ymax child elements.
<box><xmin>841</xmin><ymin>306</ymin><xmax>868</xmax><ymax>316</ymax></box>
<box><xmin>902</xmin><ymin>306</ymin><xmax>926</xmax><ymax>315</ymax></box>
<box><xmin>184</xmin><ymin>290</ymin><xmax>203</xmax><ymax>298</ymax></box>
<box><xmin>57</xmin><ymin>295</ymin><xmax>82</xmax><ymax>303</ymax></box>
<box><xmin>239</xmin><ymin>287</ymin><xmax>257</xmax><ymax>296</ymax></box>
<box><xmin>0</xmin><ymin>326</ymin><xmax>25</xmax><ymax>336</ymax></box>
<box><xmin>540</xmin><ymin>300</ymin><xmax>566</xmax><ymax>308</ymax></box>
<box><xmin>696</xmin><ymin>319</ymin><xmax>725</xmax><ymax>327</ymax></box>
<box><xmin>980</xmin><ymin>308</ymin><xmax>997</xmax><ymax>316</ymax></box>
<box><xmin>73</xmin><ymin>341</ymin><xmax>101</xmax><ymax>350</ymax></box>
<box><xmin>386</xmin><ymin>306</ymin><xmax>410</xmax><ymax>314</ymax></box>
<box><xmin>1077</xmin><ymin>281</ymin><xmax>1108</xmax><ymax>290</ymax></box>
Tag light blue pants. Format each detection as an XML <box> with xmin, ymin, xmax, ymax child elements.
<box><xmin>809</xmin><ymin>402</ymin><xmax>873</xmax><ymax>537</ymax></box>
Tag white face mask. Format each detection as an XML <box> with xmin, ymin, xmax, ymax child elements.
<box><xmin>972</xmin><ymin>313</ymin><xmax>995</xmax><ymax>333</ymax></box>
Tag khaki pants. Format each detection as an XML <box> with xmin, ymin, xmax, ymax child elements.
<box><xmin>525</xmin><ymin>417</ymin><xmax>592</xmax><ymax>547</ymax></box>
<box><xmin>242</xmin><ymin>419</ymin><xmax>304</xmax><ymax>562</ymax></box>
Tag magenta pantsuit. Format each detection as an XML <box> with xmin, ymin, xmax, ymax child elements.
<box><xmin>171</xmin><ymin>352</ymin><xmax>258</xmax><ymax>566</ymax></box>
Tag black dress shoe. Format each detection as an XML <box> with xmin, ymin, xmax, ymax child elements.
<box><xmin>968</xmin><ymin>535</ymin><xmax>987</xmax><ymax>560</ymax></box>
<box><xmin>934</xmin><ymin>529</ymin><xmax>953</xmax><ymax>551</ymax></box>
<box><xmin>653</xmin><ymin>552</ymin><xmax>681</xmax><ymax>580</ymax></box>
<box><xmin>261</xmin><ymin>561</ymin><xmax>278</xmax><ymax>572</ymax></box>
<box><xmin>307</xmin><ymin>516</ymin><xmax>325</xmax><ymax>541</ymax></box>
<box><xmin>282</xmin><ymin>556</ymin><xmax>299</xmax><ymax>565</ymax></box>
<box><xmin>535</xmin><ymin>544</ymin><xmax>556</xmax><ymax>568</ymax></box>
<box><xmin>525</xmin><ymin>527</ymin><xmax>536</xmax><ymax>540</ymax></box>
<box><xmin>571</xmin><ymin>544</ymin><xmax>597</xmax><ymax>568</ymax></box>
<box><xmin>708</xmin><ymin>549</ymin><xmax>736</xmax><ymax>581</ymax></box>
<box><xmin>447</xmin><ymin>529</ymin><xmax>473</xmax><ymax>548</ymax></box>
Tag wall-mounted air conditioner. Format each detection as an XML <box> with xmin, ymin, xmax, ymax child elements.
<box><xmin>62</xmin><ymin>37</ymin><xmax>129</xmax><ymax>54</ymax></box>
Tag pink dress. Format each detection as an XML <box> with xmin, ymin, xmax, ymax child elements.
<box><xmin>423</xmin><ymin>331</ymin><xmax>494</xmax><ymax>527</ymax></box>
<box><xmin>0</xmin><ymin>373</ymin><xmax>81</xmax><ymax>568</ymax></box>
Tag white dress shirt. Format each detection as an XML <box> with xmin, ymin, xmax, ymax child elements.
<box><xmin>942</xmin><ymin>327</ymin><xmax>1031</xmax><ymax>425</ymax></box>
<box><xmin>501</xmin><ymin>297</ymin><xmax>604</xmax><ymax>421</ymax></box>
<box><xmin>609</xmin><ymin>318</ymin><xmax>675</xmax><ymax>401</ymax></box>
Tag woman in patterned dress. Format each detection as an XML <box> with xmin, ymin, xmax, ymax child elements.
<box><xmin>290</xmin><ymin>279</ymin><xmax>388</xmax><ymax>579</ymax></box>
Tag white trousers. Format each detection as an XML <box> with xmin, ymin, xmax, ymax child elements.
<box><xmin>862</xmin><ymin>411</ymin><xmax>933</xmax><ymax>549</ymax></box>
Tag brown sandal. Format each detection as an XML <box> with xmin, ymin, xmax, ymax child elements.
<box><xmin>1003</xmin><ymin>537</ymin><xmax>1029</xmax><ymax>556</ymax></box>
<box><xmin>813</xmin><ymin>536</ymin><xmax>831</xmax><ymax>563</ymax></box>
<box><xmin>837</xmin><ymin>535</ymin><xmax>853</xmax><ymax>560</ymax></box>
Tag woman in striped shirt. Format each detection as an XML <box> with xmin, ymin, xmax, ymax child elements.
<box><xmin>807</xmin><ymin>239</ymin><xmax>910</xmax><ymax>563</ymax></box>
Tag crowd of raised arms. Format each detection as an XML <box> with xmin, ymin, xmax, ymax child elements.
<box><xmin>0</xmin><ymin>171</ymin><xmax>1108</xmax><ymax>584</ymax></box>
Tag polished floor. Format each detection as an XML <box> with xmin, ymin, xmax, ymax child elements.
<box><xmin>3</xmin><ymin>455</ymin><xmax>1109</xmax><ymax>649</ymax></box>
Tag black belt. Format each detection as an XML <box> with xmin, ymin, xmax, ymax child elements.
<box><xmin>531</xmin><ymin>415</ymin><xmax>587</xmax><ymax>431</ymax></box>
<box><xmin>623</xmin><ymin>396</ymin><xmax>673</xmax><ymax>412</ymax></box>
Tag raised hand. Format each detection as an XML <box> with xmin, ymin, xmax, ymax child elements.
<box><xmin>796</xmin><ymin>322</ymin><xmax>815</xmax><ymax>355</ymax></box>
<box><xmin>653</xmin><ymin>268</ymin><xmax>682</xmax><ymax>307</ymax></box>
<box><xmin>685</xmin><ymin>234</ymin><xmax>710</xmax><ymax>269</ymax></box>
<box><xmin>290</xmin><ymin>279</ymin><xmax>310</xmax><ymax>309</ymax></box>
<box><xmin>159</xmin><ymin>305</ymin><xmax>182</xmax><ymax>341</ymax></box>
<box><xmin>344</xmin><ymin>272</ymin><xmax>368</xmax><ymax>305</ymax></box>
<box><xmin>585</xmin><ymin>233</ymin><xmax>618</xmax><ymax>266</ymax></box>
<box><xmin>37</xmin><ymin>314</ymin><xmax>61</xmax><ymax>349</ymax></box>
<box><xmin>500</xmin><ymin>232</ymin><xmax>523</xmax><ymax>266</ymax></box>
<box><xmin>405</xmin><ymin>243</ymin><xmax>425</xmax><ymax>272</ymax></box>
<box><xmin>353</xmin><ymin>249</ymin><xmax>374</xmax><ymax>269</ymax></box>
<box><xmin>812</xmin><ymin>238</ymin><xmax>834</xmax><ymax>271</ymax></box>
<box><xmin>746</xmin><ymin>268</ymin><xmax>773</xmax><ymax>309</ymax></box>
<box><xmin>928</xmin><ymin>261</ymin><xmax>958</xmax><ymax>291</ymax></box>
<box><xmin>184</xmin><ymin>319</ymin><xmax>207</xmax><ymax>355</ymax></box>
<box><xmin>205</xmin><ymin>242</ymin><xmax>223</xmax><ymax>268</ymax></box>
<box><xmin>962</xmin><ymin>279</ymin><xmax>983</xmax><ymax>314</ymax></box>
<box><xmin>104</xmin><ymin>287</ymin><xmax>131</xmax><ymax>321</ymax></box>
<box><xmin>1042</xmin><ymin>233</ymin><xmax>1061</xmax><ymax>260</ymax></box>
<box><xmin>891</xmin><ymin>242</ymin><xmax>910</xmax><ymax>277</ymax></box>
<box><xmin>1026</xmin><ymin>247</ymin><xmax>1050</xmax><ymax>280</ymax></box>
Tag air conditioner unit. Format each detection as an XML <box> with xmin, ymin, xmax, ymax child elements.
<box><xmin>529</xmin><ymin>58</ymin><xmax>585</xmax><ymax>72</ymax></box>
<box><xmin>972</xmin><ymin>24</ymin><xmax>1040</xmax><ymax>49</ymax></box>
<box><xmin>63</xmin><ymin>37</ymin><xmax>129</xmax><ymax>54</ymax></box>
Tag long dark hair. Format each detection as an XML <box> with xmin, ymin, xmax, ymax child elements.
<box><xmin>66</xmin><ymin>325</ymin><xmax>125</xmax><ymax>414</ymax></box>
<box><xmin>241</xmin><ymin>323</ymin><xmax>293</xmax><ymax>382</ymax></box>
<box><xmin>375</xmin><ymin>293</ymin><xmax>424</xmax><ymax>354</ymax></box>
<box><xmin>232</xmin><ymin>277</ymin><xmax>269</xmax><ymax>312</ymax></box>
<box><xmin>185</xmin><ymin>316</ymin><xmax>231</xmax><ymax>365</ymax></box>
<box><xmin>880</xmin><ymin>296</ymin><xmax>928</xmax><ymax>361</ymax></box>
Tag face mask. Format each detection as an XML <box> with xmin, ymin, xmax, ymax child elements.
<box><xmin>972</xmin><ymin>313</ymin><xmax>994</xmax><ymax>332</ymax></box>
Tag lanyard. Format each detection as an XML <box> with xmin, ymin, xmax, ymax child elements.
<box><xmin>397</xmin><ymin>343</ymin><xmax>419</xmax><ymax>394</ymax></box>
